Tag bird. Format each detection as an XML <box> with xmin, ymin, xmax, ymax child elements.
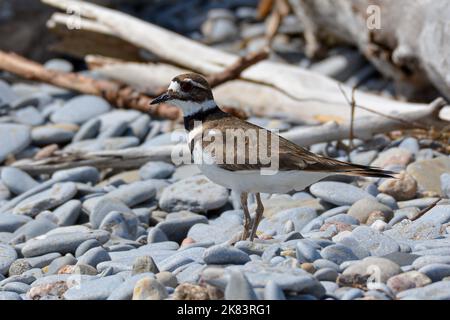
<box><xmin>151</xmin><ymin>73</ymin><xmax>395</xmax><ymax>241</ymax></box>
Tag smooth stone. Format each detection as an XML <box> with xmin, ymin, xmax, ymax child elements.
<box><xmin>343</xmin><ymin>257</ymin><xmax>402</xmax><ymax>283</ymax></box>
<box><xmin>174</xmin><ymin>262</ymin><xmax>205</xmax><ymax>284</ymax></box>
<box><xmin>259</xmin><ymin>207</ymin><xmax>317</xmax><ymax>236</ymax></box>
<box><xmin>350</xmin><ymin>226</ymin><xmax>400</xmax><ymax>256</ymax></box>
<box><xmin>46</xmin><ymin>254</ymin><xmax>77</xmax><ymax>274</ymax></box>
<box><xmin>399</xmin><ymin>137</ymin><xmax>419</xmax><ymax>155</ymax></box>
<box><xmin>397</xmin><ymin>197</ymin><xmax>441</xmax><ymax>209</ymax></box>
<box><xmin>0</xmin><ymin>124</ymin><xmax>31</xmax><ymax>163</ymax></box>
<box><xmin>387</xmin><ymin>271</ymin><xmax>431</xmax><ymax>293</ymax></box>
<box><xmin>12</xmin><ymin>219</ymin><xmax>57</xmax><ymax>242</ymax></box>
<box><xmin>89</xmin><ymin>198</ymin><xmax>133</xmax><ymax>229</ymax></box>
<box><xmin>0</xmin><ymin>291</ymin><xmax>21</xmax><ymax>300</ymax></box>
<box><xmin>52</xmin><ymin>166</ymin><xmax>100</xmax><ymax>185</ymax></box>
<box><xmin>382</xmin><ymin>252</ymin><xmax>420</xmax><ymax>267</ymax></box>
<box><xmin>264</xmin><ymin>280</ymin><xmax>285</xmax><ymax>300</ymax></box>
<box><xmin>13</xmin><ymin>182</ymin><xmax>77</xmax><ymax>217</ymax></box>
<box><xmin>187</xmin><ymin>210</ymin><xmax>243</xmax><ymax>244</ymax></box>
<box><xmin>99</xmin><ymin>211</ymin><xmax>138</xmax><ymax>240</ymax></box>
<box><xmin>310</xmin><ymin>182</ymin><xmax>375</xmax><ymax>206</ymax></box>
<box><xmin>350</xmin><ymin>150</ymin><xmax>378</xmax><ymax>166</ymax></box>
<box><xmin>31</xmin><ymin>123</ymin><xmax>78</xmax><ymax>145</ymax></box>
<box><xmin>12</xmin><ymin>106</ymin><xmax>44</xmax><ymax>126</ymax></box>
<box><xmin>313</xmin><ymin>259</ymin><xmax>340</xmax><ymax>272</ymax></box>
<box><xmin>104</xmin><ymin>180</ymin><xmax>157</xmax><ymax>208</ymax></box>
<box><xmin>155</xmin><ymin>271</ymin><xmax>178</xmax><ymax>288</ymax></box>
<box><xmin>21</xmin><ymin>230</ymin><xmax>110</xmax><ymax>257</ymax></box>
<box><xmin>157</xmin><ymin>247</ymin><xmax>205</xmax><ymax>272</ymax></box>
<box><xmin>127</xmin><ymin>114</ymin><xmax>151</xmax><ymax>140</ymax></box>
<box><xmin>132</xmin><ymin>277</ymin><xmax>168</xmax><ymax>300</ymax></box>
<box><xmin>53</xmin><ymin>200</ymin><xmax>81</xmax><ymax>226</ymax></box>
<box><xmin>65</xmin><ymin>137</ymin><xmax>139</xmax><ymax>153</ymax></box>
<box><xmin>324</xmin><ymin>214</ymin><xmax>360</xmax><ymax>226</ymax></box>
<box><xmin>72</xmin><ymin>118</ymin><xmax>101</xmax><ymax>142</ymax></box>
<box><xmin>419</xmin><ymin>264</ymin><xmax>450</xmax><ymax>282</ymax></box>
<box><xmin>1</xmin><ymin>167</ymin><xmax>38</xmax><ymax>196</ymax></box>
<box><xmin>415</xmin><ymin>204</ymin><xmax>450</xmax><ymax>225</ymax></box>
<box><xmin>25</xmin><ymin>253</ymin><xmax>62</xmax><ymax>268</ymax></box>
<box><xmin>132</xmin><ymin>256</ymin><xmax>159</xmax><ymax>275</ymax></box>
<box><xmin>397</xmin><ymin>281</ymin><xmax>450</xmax><ymax>300</ymax></box>
<box><xmin>107</xmin><ymin>273</ymin><xmax>154</xmax><ymax>300</ymax></box>
<box><xmin>2</xmin><ymin>282</ymin><xmax>30</xmax><ymax>294</ymax></box>
<box><xmin>0</xmin><ymin>244</ymin><xmax>17</xmax><ymax>275</ymax></box>
<box><xmin>371</xmin><ymin>147</ymin><xmax>412</xmax><ymax>168</ymax></box>
<box><xmin>159</xmin><ymin>175</ymin><xmax>229</xmax><ymax>213</ymax></box>
<box><xmin>384</xmin><ymin>219</ymin><xmax>442</xmax><ymax>242</ymax></box>
<box><xmin>441</xmin><ymin>173</ymin><xmax>450</xmax><ymax>198</ymax></box>
<box><xmin>340</xmin><ymin>288</ymin><xmax>364</xmax><ymax>300</ymax></box>
<box><xmin>320</xmin><ymin>244</ymin><xmax>359</xmax><ymax>265</ymax></box>
<box><xmin>75</xmin><ymin>239</ymin><xmax>101</xmax><ymax>258</ymax></box>
<box><xmin>295</xmin><ymin>240</ymin><xmax>322</xmax><ymax>263</ymax></box>
<box><xmin>156</xmin><ymin>211</ymin><xmax>208</xmax><ymax>243</ymax></box>
<box><xmin>77</xmin><ymin>247</ymin><xmax>110</xmax><ymax>268</ymax></box>
<box><xmin>8</xmin><ymin>259</ymin><xmax>32</xmax><ymax>276</ymax></box>
<box><xmin>44</xmin><ymin>59</ymin><xmax>73</xmax><ymax>72</ymax></box>
<box><xmin>97</xmin><ymin>120</ymin><xmax>128</xmax><ymax>139</ymax></box>
<box><xmin>0</xmin><ymin>214</ymin><xmax>31</xmax><ymax>233</ymax></box>
<box><xmin>348</xmin><ymin>198</ymin><xmax>393</xmax><ymax>224</ymax></box>
<box><xmin>407</xmin><ymin>157</ymin><xmax>450</xmax><ymax>195</ymax></box>
<box><xmin>0</xmin><ymin>80</ymin><xmax>17</xmax><ymax>105</ymax></box>
<box><xmin>64</xmin><ymin>275</ymin><xmax>124</xmax><ymax>300</ymax></box>
<box><xmin>225</xmin><ymin>271</ymin><xmax>258</xmax><ymax>300</ymax></box>
<box><xmin>314</xmin><ymin>268</ymin><xmax>338</xmax><ymax>282</ymax></box>
<box><xmin>378</xmin><ymin>171</ymin><xmax>417</xmax><ymax>201</ymax></box>
<box><xmin>51</xmin><ymin>95</ymin><xmax>111</xmax><ymax>124</ymax></box>
<box><xmin>139</xmin><ymin>161</ymin><xmax>175</xmax><ymax>180</ymax></box>
<box><xmin>203</xmin><ymin>245</ymin><xmax>250</xmax><ymax>265</ymax></box>
<box><xmin>413</xmin><ymin>255</ymin><xmax>450</xmax><ymax>270</ymax></box>
<box><xmin>376</xmin><ymin>193</ymin><xmax>398</xmax><ymax>210</ymax></box>
<box><xmin>97</xmin><ymin>110</ymin><xmax>141</xmax><ymax>131</ymax></box>
<box><xmin>147</xmin><ymin>227</ymin><xmax>169</xmax><ymax>244</ymax></box>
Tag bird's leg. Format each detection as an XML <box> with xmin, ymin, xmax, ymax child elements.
<box><xmin>249</xmin><ymin>193</ymin><xmax>264</xmax><ymax>241</ymax></box>
<box><xmin>240</xmin><ymin>192</ymin><xmax>251</xmax><ymax>240</ymax></box>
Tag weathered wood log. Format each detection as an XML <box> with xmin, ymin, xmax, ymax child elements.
<box><xmin>288</xmin><ymin>0</ymin><xmax>450</xmax><ymax>101</ymax></box>
<box><xmin>41</xmin><ymin>0</ymin><xmax>450</xmax><ymax>124</ymax></box>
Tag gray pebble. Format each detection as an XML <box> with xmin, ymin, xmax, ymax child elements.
<box><xmin>77</xmin><ymin>247</ymin><xmax>110</xmax><ymax>268</ymax></box>
<box><xmin>203</xmin><ymin>245</ymin><xmax>250</xmax><ymax>265</ymax></box>
<box><xmin>0</xmin><ymin>244</ymin><xmax>18</xmax><ymax>275</ymax></box>
<box><xmin>51</xmin><ymin>95</ymin><xmax>111</xmax><ymax>125</ymax></box>
<box><xmin>0</xmin><ymin>124</ymin><xmax>31</xmax><ymax>163</ymax></box>
<box><xmin>310</xmin><ymin>182</ymin><xmax>375</xmax><ymax>206</ymax></box>
<box><xmin>1</xmin><ymin>167</ymin><xmax>38</xmax><ymax>196</ymax></box>
<box><xmin>139</xmin><ymin>161</ymin><xmax>175</xmax><ymax>180</ymax></box>
<box><xmin>320</xmin><ymin>244</ymin><xmax>358</xmax><ymax>265</ymax></box>
<box><xmin>225</xmin><ymin>271</ymin><xmax>258</xmax><ymax>300</ymax></box>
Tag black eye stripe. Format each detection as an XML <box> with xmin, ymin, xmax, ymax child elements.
<box><xmin>181</xmin><ymin>81</ymin><xmax>193</xmax><ymax>91</ymax></box>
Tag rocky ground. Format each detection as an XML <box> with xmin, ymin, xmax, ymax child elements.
<box><xmin>0</xmin><ymin>0</ymin><xmax>449</xmax><ymax>301</ymax></box>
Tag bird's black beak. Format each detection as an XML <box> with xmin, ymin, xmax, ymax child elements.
<box><xmin>150</xmin><ymin>92</ymin><xmax>171</xmax><ymax>105</ymax></box>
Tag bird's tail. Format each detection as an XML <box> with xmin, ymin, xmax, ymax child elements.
<box><xmin>333</xmin><ymin>162</ymin><xmax>397</xmax><ymax>179</ymax></box>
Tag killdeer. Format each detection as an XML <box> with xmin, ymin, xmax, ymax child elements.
<box><xmin>151</xmin><ymin>73</ymin><xmax>394</xmax><ymax>241</ymax></box>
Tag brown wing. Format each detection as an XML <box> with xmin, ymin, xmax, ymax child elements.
<box><xmin>199</xmin><ymin>114</ymin><xmax>394</xmax><ymax>178</ymax></box>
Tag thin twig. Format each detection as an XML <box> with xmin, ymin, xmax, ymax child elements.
<box><xmin>411</xmin><ymin>198</ymin><xmax>442</xmax><ymax>221</ymax></box>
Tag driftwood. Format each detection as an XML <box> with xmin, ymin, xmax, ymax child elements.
<box><xmin>42</xmin><ymin>0</ymin><xmax>450</xmax><ymax>125</ymax></box>
<box><xmin>0</xmin><ymin>48</ymin><xmax>266</xmax><ymax>120</ymax></box>
<box><xmin>288</xmin><ymin>0</ymin><xmax>450</xmax><ymax>100</ymax></box>
<box><xmin>12</xmin><ymin>98</ymin><xmax>447</xmax><ymax>175</ymax></box>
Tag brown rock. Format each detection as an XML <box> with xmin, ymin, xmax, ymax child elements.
<box><xmin>320</xmin><ymin>221</ymin><xmax>352</xmax><ymax>233</ymax></box>
<box><xmin>378</xmin><ymin>171</ymin><xmax>417</xmax><ymax>200</ymax></box>
<box><xmin>173</xmin><ymin>283</ymin><xmax>210</xmax><ymax>300</ymax></box>
<box><xmin>366</xmin><ymin>211</ymin><xmax>387</xmax><ymax>225</ymax></box>
<box><xmin>28</xmin><ymin>281</ymin><xmax>68</xmax><ymax>300</ymax></box>
<box><xmin>407</xmin><ymin>156</ymin><xmax>450</xmax><ymax>195</ymax></box>
<box><xmin>371</xmin><ymin>148</ymin><xmax>412</xmax><ymax>168</ymax></box>
<box><xmin>132</xmin><ymin>277</ymin><xmax>168</xmax><ymax>300</ymax></box>
<box><xmin>181</xmin><ymin>237</ymin><xmax>195</xmax><ymax>246</ymax></box>
<box><xmin>300</xmin><ymin>262</ymin><xmax>316</xmax><ymax>274</ymax></box>
<box><xmin>386</xmin><ymin>271</ymin><xmax>431</xmax><ymax>293</ymax></box>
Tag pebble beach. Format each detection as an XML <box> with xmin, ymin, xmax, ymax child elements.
<box><xmin>0</xmin><ymin>0</ymin><xmax>449</xmax><ymax>301</ymax></box>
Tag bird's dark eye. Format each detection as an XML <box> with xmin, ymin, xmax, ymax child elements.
<box><xmin>180</xmin><ymin>81</ymin><xmax>193</xmax><ymax>91</ymax></box>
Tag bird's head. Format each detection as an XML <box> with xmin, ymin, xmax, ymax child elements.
<box><xmin>151</xmin><ymin>73</ymin><xmax>215</xmax><ymax>117</ymax></box>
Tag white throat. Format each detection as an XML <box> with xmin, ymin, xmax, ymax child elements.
<box><xmin>171</xmin><ymin>99</ymin><xmax>216</xmax><ymax>117</ymax></box>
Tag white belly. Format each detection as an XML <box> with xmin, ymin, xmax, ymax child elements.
<box><xmin>197</xmin><ymin>163</ymin><xmax>330</xmax><ymax>194</ymax></box>
<box><xmin>191</xmin><ymin>140</ymin><xmax>330</xmax><ymax>194</ymax></box>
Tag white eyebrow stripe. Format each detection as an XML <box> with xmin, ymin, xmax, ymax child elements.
<box><xmin>168</xmin><ymin>81</ymin><xmax>181</xmax><ymax>92</ymax></box>
<box><xmin>187</xmin><ymin>79</ymin><xmax>208</xmax><ymax>90</ymax></box>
